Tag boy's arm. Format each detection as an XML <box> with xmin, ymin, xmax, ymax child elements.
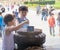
<box><xmin>6</xmin><ymin>20</ymin><xmax>29</xmax><ymax>35</ymax></box>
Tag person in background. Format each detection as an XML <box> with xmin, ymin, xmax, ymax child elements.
<box><xmin>13</xmin><ymin>9</ymin><xmax>19</xmax><ymax>18</ymax></box>
<box><xmin>2</xmin><ymin>14</ymin><xmax>29</xmax><ymax>50</ymax></box>
<box><xmin>7</xmin><ymin>5</ymin><xmax>10</xmax><ymax>11</ymax></box>
<box><xmin>49</xmin><ymin>6</ymin><xmax>55</xmax><ymax>16</ymax></box>
<box><xmin>45</xmin><ymin>7</ymin><xmax>48</xmax><ymax>20</ymax></box>
<box><xmin>48</xmin><ymin>13</ymin><xmax>55</xmax><ymax>36</ymax></box>
<box><xmin>0</xmin><ymin>11</ymin><xmax>5</xmax><ymax>37</ymax></box>
<box><xmin>57</xmin><ymin>12</ymin><xmax>60</xmax><ymax>35</ymax></box>
<box><xmin>17</xmin><ymin>6</ymin><xmax>29</xmax><ymax>28</ymax></box>
<box><xmin>36</xmin><ymin>5</ymin><xmax>41</xmax><ymax>15</ymax></box>
<box><xmin>42</xmin><ymin>7</ymin><xmax>48</xmax><ymax>21</ymax></box>
<box><xmin>11</xmin><ymin>4</ymin><xmax>14</xmax><ymax>10</ymax></box>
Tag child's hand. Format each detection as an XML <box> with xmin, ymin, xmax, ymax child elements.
<box><xmin>24</xmin><ymin>20</ymin><xmax>29</xmax><ymax>24</ymax></box>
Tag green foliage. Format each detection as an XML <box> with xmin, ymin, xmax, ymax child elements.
<box><xmin>24</xmin><ymin>0</ymin><xmax>60</xmax><ymax>9</ymax></box>
<box><xmin>24</xmin><ymin>1</ymin><xmax>55</xmax><ymax>5</ymax></box>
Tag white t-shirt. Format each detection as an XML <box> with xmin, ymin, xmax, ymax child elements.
<box><xmin>2</xmin><ymin>26</ymin><xmax>15</xmax><ymax>50</ymax></box>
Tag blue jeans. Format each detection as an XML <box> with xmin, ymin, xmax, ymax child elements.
<box><xmin>42</xmin><ymin>14</ymin><xmax>47</xmax><ymax>21</ymax></box>
<box><xmin>49</xmin><ymin>27</ymin><xmax>55</xmax><ymax>35</ymax></box>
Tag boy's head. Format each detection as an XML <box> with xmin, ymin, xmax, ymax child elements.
<box><xmin>19</xmin><ymin>6</ymin><xmax>28</xmax><ymax>17</ymax></box>
<box><xmin>4</xmin><ymin>14</ymin><xmax>15</xmax><ymax>26</ymax></box>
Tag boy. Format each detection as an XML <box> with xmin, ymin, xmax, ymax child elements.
<box><xmin>42</xmin><ymin>7</ymin><xmax>48</xmax><ymax>21</ymax></box>
<box><xmin>2</xmin><ymin>14</ymin><xmax>29</xmax><ymax>50</ymax></box>
<box><xmin>17</xmin><ymin>6</ymin><xmax>29</xmax><ymax>28</ymax></box>
<box><xmin>48</xmin><ymin>13</ymin><xmax>55</xmax><ymax>36</ymax></box>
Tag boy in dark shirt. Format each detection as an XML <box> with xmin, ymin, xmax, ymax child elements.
<box><xmin>17</xmin><ymin>6</ymin><xmax>29</xmax><ymax>28</ymax></box>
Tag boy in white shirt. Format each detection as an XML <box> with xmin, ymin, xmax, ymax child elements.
<box><xmin>2</xmin><ymin>14</ymin><xmax>29</xmax><ymax>50</ymax></box>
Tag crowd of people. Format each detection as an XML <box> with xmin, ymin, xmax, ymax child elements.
<box><xmin>0</xmin><ymin>3</ymin><xmax>60</xmax><ymax>50</ymax></box>
<box><xmin>36</xmin><ymin>5</ymin><xmax>60</xmax><ymax>36</ymax></box>
<box><xmin>36</xmin><ymin>5</ymin><xmax>55</xmax><ymax>21</ymax></box>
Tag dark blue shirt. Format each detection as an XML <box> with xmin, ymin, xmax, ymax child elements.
<box><xmin>17</xmin><ymin>17</ymin><xmax>29</xmax><ymax>28</ymax></box>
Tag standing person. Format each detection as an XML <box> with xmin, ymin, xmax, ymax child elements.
<box><xmin>42</xmin><ymin>7</ymin><xmax>47</xmax><ymax>21</ymax></box>
<box><xmin>44</xmin><ymin>7</ymin><xmax>48</xmax><ymax>21</ymax></box>
<box><xmin>49</xmin><ymin>6</ymin><xmax>55</xmax><ymax>15</ymax></box>
<box><xmin>17</xmin><ymin>6</ymin><xmax>29</xmax><ymax>28</ymax></box>
<box><xmin>57</xmin><ymin>12</ymin><xmax>60</xmax><ymax>35</ymax></box>
<box><xmin>48</xmin><ymin>13</ymin><xmax>55</xmax><ymax>36</ymax></box>
<box><xmin>2</xmin><ymin>14</ymin><xmax>29</xmax><ymax>50</ymax></box>
<box><xmin>0</xmin><ymin>11</ymin><xmax>5</xmax><ymax>37</ymax></box>
<box><xmin>13</xmin><ymin>9</ymin><xmax>19</xmax><ymax>18</ymax></box>
<box><xmin>36</xmin><ymin>5</ymin><xmax>41</xmax><ymax>15</ymax></box>
<box><xmin>7</xmin><ymin>5</ymin><xmax>10</xmax><ymax>11</ymax></box>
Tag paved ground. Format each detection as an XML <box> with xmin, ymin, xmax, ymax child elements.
<box><xmin>27</xmin><ymin>9</ymin><xmax>60</xmax><ymax>50</ymax></box>
<box><xmin>0</xmin><ymin>8</ymin><xmax>60</xmax><ymax>50</ymax></box>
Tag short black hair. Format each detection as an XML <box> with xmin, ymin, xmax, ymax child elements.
<box><xmin>4</xmin><ymin>14</ymin><xmax>14</xmax><ymax>25</ymax></box>
<box><xmin>19</xmin><ymin>6</ymin><xmax>28</xmax><ymax>12</ymax></box>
